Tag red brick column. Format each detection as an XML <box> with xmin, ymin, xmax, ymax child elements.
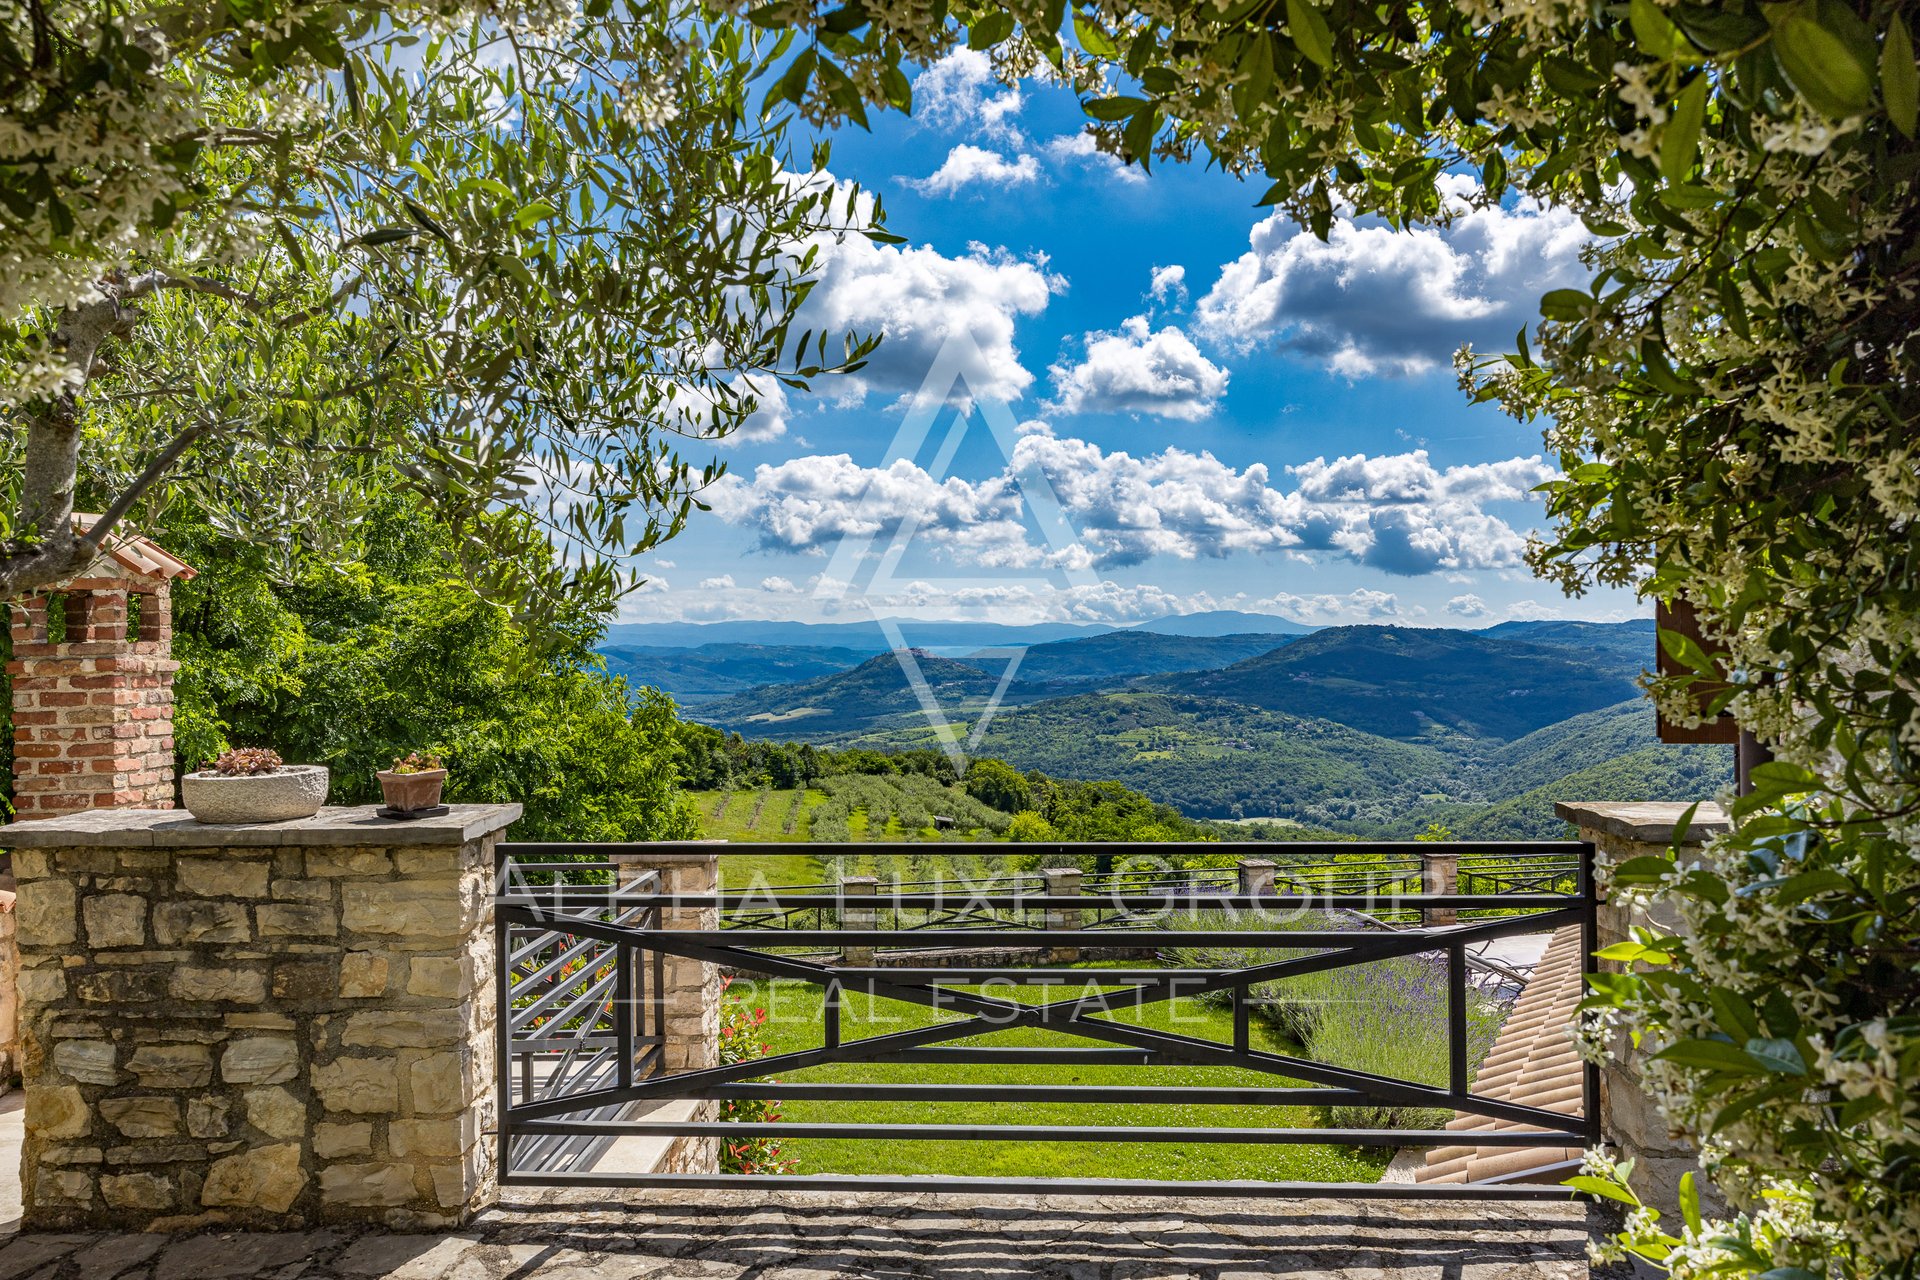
<box><xmin>8</xmin><ymin>575</ymin><xmax>180</xmax><ymax>819</ymax></box>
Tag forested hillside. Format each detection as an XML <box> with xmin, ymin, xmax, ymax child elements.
<box><xmin>1142</xmin><ymin>625</ymin><xmax>1641</xmax><ymax>740</ymax></box>
<box><xmin>981</xmin><ymin>631</ymin><xmax>1297</xmax><ymax>683</ymax></box>
<box><xmin>675</xmin><ymin>620</ymin><xmax>1731</xmax><ymax>839</ymax></box>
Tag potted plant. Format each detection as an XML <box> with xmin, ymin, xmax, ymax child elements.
<box><xmin>181</xmin><ymin>748</ymin><xmax>330</xmax><ymax>824</ymax></box>
<box><xmin>377</xmin><ymin>751</ymin><xmax>448</xmax><ymax>816</ymax></box>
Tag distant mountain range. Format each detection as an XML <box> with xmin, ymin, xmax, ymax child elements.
<box><xmin>598</xmin><ymin>608</ymin><xmax>1317</xmax><ymax>652</ymax></box>
<box><xmin>976</xmin><ymin>631</ymin><xmax>1302</xmax><ymax>684</ymax></box>
<box><xmin>595</xmin><ymin>613</ymin><xmax>1723</xmax><ymax>837</ymax></box>
<box><xmin>596</xmin><ymin>644</ymin><xmax>878</xmax><ymax>705</ymax></box>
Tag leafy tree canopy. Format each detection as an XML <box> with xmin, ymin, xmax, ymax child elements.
<box><xmin>3</xmin><ymin>0</ymin><xmax>881</xmax><ymax>634</ymax></box>
<box><xmin>159</xmin><ymin>493</ymin><xmax>700</xmax><ymax>842</ymax></box>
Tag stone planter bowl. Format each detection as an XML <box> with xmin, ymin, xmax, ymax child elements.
<box><xmin>376</xmin><ymin>767</ymin><xmax>447</xmax><ymax>813</ymax></box>
<box><xmin>181</xmin><ymin>764</ymin><xmax>330</xmax><ymax>824</ymax></box>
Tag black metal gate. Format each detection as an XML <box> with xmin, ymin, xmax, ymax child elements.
<box><xmin>495</xmin><ymin>840</ymin><xmax>1598</xmax><ymax>1200</ymax></box>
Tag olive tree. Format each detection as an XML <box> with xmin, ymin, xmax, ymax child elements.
<box><xmin>733</xmin><ymin>1</ymin><xmax>1918</xmax><ymax>1276</ymax></box>
<box><xmin>2</xmin><ymin>0</ymin><xmax>880</xmax><ymax>627</ymax></box>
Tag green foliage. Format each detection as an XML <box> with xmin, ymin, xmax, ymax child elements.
<box><xmin>5</xmin><ymin>0</ymin><xmax>878</xmax><ymax>632</ymax></box>
<box><xmin>717</xmin><ymin>980</ymin><xmax>798</xmax><ymax>1175</ymax></box>
<box><xmin>963</xmin><ymin>757</ymin><xmax>1032</xmax><ymax>813</ymax></box>
<box><xmin>164</xmin><ymin>499</ymin><xmax>698</xmax><ymax>843</ymax></box>
<box><xmin>1006</xmin><ymin>810</ymin><xmax>1056</xmax><ymax>842</ymax></box>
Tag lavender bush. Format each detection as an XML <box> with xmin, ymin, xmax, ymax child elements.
<box><xmin>1164</xmin><ymin>910</ymin><xmax>1509</xmax><ymax>1129</ymax></box>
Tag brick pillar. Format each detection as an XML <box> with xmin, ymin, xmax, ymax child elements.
<box><xmin>1555</xmin><ymin>801</ymin><xmax>1730</xmax><ymax>1221</ymax></box>
<box><xmin>9</xmin><ymin>575</ymin><xmax>180</xmax><ymax>819</ymax></box>
<box><xmin>0</xmin><ymin>803</ymin><xmax>519</xmax><ymax>1230</ymax></box>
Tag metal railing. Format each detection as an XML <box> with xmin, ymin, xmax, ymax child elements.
<box><xmin>494</xmin><ymin>839</ymin><xmax>1598</xmax><ymax>1200</ymax></box>
<box><xmin>497</xmin><ymin>857</ymin><xmax>665</xmax><ymax>1173</ymax></box>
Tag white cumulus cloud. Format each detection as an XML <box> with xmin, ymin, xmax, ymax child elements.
<box><xmin>1195</xmin><ymin>176</ymin><xmax>1589</xmax><ymax>377</ymax></box>
<box><xmin>1048</xmin><ymin>316</ymin><xmax>1229</xmax><ymax>421</ymax></box>
<box><xmin>760</xmin><ymin>576</ymin><xmax>800</xmax><ymax>593</ymax></box>
<box><xmin>698</xmin><ymin>575</ymin><xmax>736</xmax><ymax>590</ymax></box>
<box><xmin>915</xmin><ymin>49</ymin><xmax>1025</xmax><ymax>140</ymax></box>
<box><xmin>792</xmin><ymin>228</ymin><xmax>1061</xmax><ymax>406</ymax></box>
<box><xmin>1043</xmin><ymin>131</ymin><xmax>1146</xmax><ymax>184</ymax></box>
<box><xmin>1257</xmin><ymin>589</ymin><xmax>1404</xmax><ymax>620</ymax></box>
<box><xmin>905</xmin><ymin>144</ymin><xmax>1042</xmax><ymax>196</ymax></box>
<box><xmin>1149</xmin><ymin>264</ymin><xmax>1188</xmax><ymax>304</ymax></box>
<box><xmin>1446</xmin><ymin>593</ymin><xmax>1491</xmax><ymax>618</ymax></box>
<box><xmin>710</xmin><ymin>438</ymin><xmax>1555</xmax><ymax>578</ymax></box>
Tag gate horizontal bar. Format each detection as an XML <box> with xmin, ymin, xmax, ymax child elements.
<box><xmin>556</xmin><ymin>927</ymin><xmax>1561</xmax><ymax>948</ymax></box>
<box><xmin>499</xmin><ymin>839</ymin><xmax>1590</xmax><ymax>858</ymax></box>
<box><xmin>761</xmin><ymin>968</ymin><xmax>1253</xmax><ymax>984</ymax></box>
<box><xmin>889</xmin><ymin>1047</ymin><xmax>1156</xmax><ymax>1064</ymax></box>
<box><xmin>505</xmin><ymin>1119</ymin><xmax>1592</xmax><ymax>1147</ymax></box>
<box><xmin>628</xmin><ymin>892</ymin><xmax>1579</xmax><ymax>909</ymax></box>
<box><xmin>691</xmin><ymin>1083</ymin><xmax>1372</xmax><ymax>1105</ymax></box>
<box><xmin>498</xmin><ymin>1170</ymin><xmax>1586</xmax><ymax>1200</ymax></box>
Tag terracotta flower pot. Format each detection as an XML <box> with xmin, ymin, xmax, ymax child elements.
<box><xmin>376</xmin><ymin>768</ymin><xmax>447</xmax><ymax>813</ymax></box>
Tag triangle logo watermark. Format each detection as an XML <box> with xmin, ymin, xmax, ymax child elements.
<box><xmin>814</xmin><ymin>329</ymin><xmax>1098</xmax><ymax>769</ymax></box>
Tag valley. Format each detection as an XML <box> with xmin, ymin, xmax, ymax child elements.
<box><xmin>601</xmin><ymin>612</ymin><xmax>1733</xmax><ymax>840</ymax></box>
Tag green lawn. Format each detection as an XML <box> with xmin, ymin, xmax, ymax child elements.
<box><xmin>724</xmin><ymin>978</ymin><xmax>1388</xmax><ymax>1183</ymax></box>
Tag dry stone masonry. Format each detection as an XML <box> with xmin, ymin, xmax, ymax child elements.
<box><xmin>611</xmin><ymin>847</ymin><xmax>721</xmax><ymax>1175</ymax></box>
<box><xmin>1555</xmin><ymin>800</ymin><xmax>1727</xmax><ymax>1220</ymax></box>
<box><xmin>0</xmin><ymin>804</ymin><xmax>521</xmax><ymax>1231</ymax></box>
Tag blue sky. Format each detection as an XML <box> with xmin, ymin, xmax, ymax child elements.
<box><xmin>627</xmin><ymin>53</ymin><xmax>1643</xmax><ymax>630</ymax></box>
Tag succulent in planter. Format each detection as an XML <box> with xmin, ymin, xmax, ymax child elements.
<box><xmin>181</xmin><ymin>748</ymin><xmax>330</xmax><ymax>824</ymax></box>
<box><xmin>376</xmin><ymin>751</ymin><xmax>448</xmax><ymax>815</ymax></box>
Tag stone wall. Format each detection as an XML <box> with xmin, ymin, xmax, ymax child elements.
<box><xmin>0</xmin><ymin>804</ymin><xmax>520</xmax><ymax>1230</ymax></box>
<box><xmin>612</xmin><ymin>848</ymin><xmax>719</xmax><ymax>1175</ymax></box>
<box><xmin>1555</xmin><ymin>800</ymin><xmax>1729</xmax><ymax>1219</ymax></box>
<box><xmin>0</xmin><ymin>888</ymin><xmax>18</xmax><ymax>1086</ymax></box>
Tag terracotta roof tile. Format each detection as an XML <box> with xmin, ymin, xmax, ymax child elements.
<box><xmin>68</xmin><ymin>514</ymin><xmax>197</xmax><ymax>582</ymax></box>
<box><xmin>1414</xmin><ymin>923</ymin><xmax>1586</xmax><ymax>1185</ymax></box>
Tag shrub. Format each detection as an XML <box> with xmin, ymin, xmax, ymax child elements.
<box><xmin>1165</xmin><ymin>909</ymin><xmax>1509</xmax><ymax>1128</ymax></box>
<box><xmin>716</xmin><ymin>979</ymin><xmax>797</xmax><ymax>1176</ymax></box>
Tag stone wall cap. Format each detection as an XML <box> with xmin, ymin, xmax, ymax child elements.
<box><xmin>0</xmin><ymin>803</ymin><xmax>521</xmax><ymax>848</ymax></box>
<box><xmin>1553</xmin><ymin>800</ymin><xmax>1729</xmax><ymax>844</ymax></box>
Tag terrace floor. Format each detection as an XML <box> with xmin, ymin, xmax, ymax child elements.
<box><xmin>0</xmin><ymin>1189</ymin><xmax>1598</xmax><ymax>1279</ymax></box>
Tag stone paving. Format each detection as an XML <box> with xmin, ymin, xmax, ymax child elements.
<box><xmin>0</xmin><ymin>1189</ymin><xmax>1598</xmax><ymax>1279</ymax></box>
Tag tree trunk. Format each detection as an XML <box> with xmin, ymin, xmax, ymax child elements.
<box><xmin>0</xmin><ymin>282</ymin><xmax>139</xmax><ymax>600</ymax></box>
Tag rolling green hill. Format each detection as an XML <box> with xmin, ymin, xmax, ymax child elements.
<box><xmin>1423</xmin><ymin>744</ymin><xmax>1733</xmax><ymax>840</ymax></box>
<box><xmin>1477</xmin><ymin>618</ymin><xmax>1656</xmax><ymax>673</ymax></box>
<box><xmin>978</xmin><ymin>630</ymin><xmax>1296</xmax><ymax>684</ymax></box>
<box><xmin>966</xmin><ymin>691</ymin><xmax>1462</xmax><ymax>825</ymax></box>
<box><xmin>675</xmin><ymin>620</ymin><xmax>1728</xmax><ymax>838</ymax></box>
<box><xmin>1141</xmin><ymin>625</ymin><xmax>1642</xmax><ymax>740</ymax></box>
<box><xmin>698</xmin><ymin>650</ymin><xmax>1051</xmax><ymax>734</ymax></box>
